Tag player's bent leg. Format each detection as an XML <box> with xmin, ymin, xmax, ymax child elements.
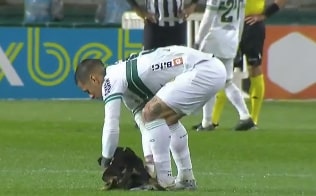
<box><xmin>224</xmin><ymin>80</ymin><xmax>253</xmax><ymax>121</ymax></box>
<box><xmin>143</xmin><ymin>97</ymin><xmax>196</xmax><ymax>190</ymax></box>
<box><xmin>225</xmin><ymin>79</ymin><xmax>250</xmax><ymax>120</ymax></box>
<box><xmin>134</xmin><ymin>111</ymin><xmax>156</xmax><ymax>178</ymax></box>
<box><xmin>173</xmin><ymin>58</ymin><xmax>226</xmax><ymax>132</ymax></box>
<box><xmin>142</xmin><ymin>96</ymin><xmax>178</xmax><ymax>124</ymax></box>
<box><xmin>169</xmin><ymin>122</ymin><xmax>196</xmax><ymax>190</ymax></box>
<box><xmin>224</xmin><ymin>80</ymin><xmax>256</xmax><ymax>130</ymax></box>
<box><xmin>201</xmin><ymin>97</ymin><xmax>215</xmax><ymax>129</ymax></box>
<box><xmin>193</xmin><ymin>97</ymin><xmax>218</xmax><ymax>131</ymax></box>
<box><xmin>142</xmin><ymin>99</ymin><xmax>177</xmax><ymax>189</ymax></box>
<box><xmin>135</xmin><ymin>111</ymin><xmax>152</xmax><ymax>157</ymax></box>
<box><xmin>136</xmin><ymin>108</ymin><xmax>193</xmax><ymax>184</ymax></box>
<box><xmin>143</xmin><ymin>118</ymin><xmax>175</xmax><ymax>189</ymax></box>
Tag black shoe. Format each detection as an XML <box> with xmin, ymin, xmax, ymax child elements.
<box><xmin>192</xmin><ymin>123</ymin><xmax>202</xmax><ymax>130</ymax></box>
<box><xmin>193</xmin><ymin>123</ymin><xmax>218</xmax><ymax>131</ymax></box>
<box><xmin>234</xmin><ymin>118</ymin><xmax>256</xmax><ymax>131</ymax></box>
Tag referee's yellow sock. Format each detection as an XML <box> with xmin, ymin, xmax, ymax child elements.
<box><xmin>211</xmin><ymin>90</ymin><xmax>227</xmax><ymax>125</ymax></box>
<box><xmin>249</xmin><ymin>74</ymin><xmax>265</xmax><ymax>125</ymax></box>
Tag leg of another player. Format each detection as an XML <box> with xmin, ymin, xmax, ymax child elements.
<box><xmin>192</xmin><ymin>97</ymin><xmax>218</xmax><ymax>131</ymax></box>
<box><xmin>225</xmin><ymin>80</ymin><xmax>250</xmax><ymax>120</ymax></box>
<box><xmin>201</xmin><ymin>97</ymin><xmax>214</xmax><ymax>128</ymax></box>
<box><xmin>211</xmin><ymin>90</ymin><xmax>227</xmax><ymax>125</ymax></box>
<box><xmin>249</xmin><ymin>65</ymin><xmax>265</xmax><ymax>126</ymax></box>
<box><xmin>221</xmin><ymin>58</ymin><xmax>255</xmax><ymax>130</ymax></box>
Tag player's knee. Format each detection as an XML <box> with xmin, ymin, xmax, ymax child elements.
<box><xmin>249</xmin><ymin>65</ymin><xmax>262</xmax><ymax>77</ymax></box>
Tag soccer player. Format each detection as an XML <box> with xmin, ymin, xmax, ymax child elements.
<box><xmin>192</xmin><ymin>0</ymin><xmax>255</xmax><ymax>131</ymax></box>
<box><xmin>210</xmin><ymin>0</ymin><xmax>287</xmax><ymax>128</ymax></box>
<box><xmin>75</xmin><ymin>45</ymin><xmax>226</xmax><ymax>189</ymax></box>
<box><xmin>127</xmin><ymin>0</ymin><xmax>198</xmax><ymax>50</ymax></box>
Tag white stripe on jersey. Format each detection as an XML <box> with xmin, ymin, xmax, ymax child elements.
<box><xmin>158</xmin><ymin>0</ymin><xmax>165</xmax><ymax>26</ymax></box>
<box><xmin>168</xmin><ymin>0</ymin><xmax>175</xmax><ymax>26</ymax></box>
<box><xmin>146</xmin><ymin>0</ymin><xmax>184</xmax><ymax>26</ymax></box>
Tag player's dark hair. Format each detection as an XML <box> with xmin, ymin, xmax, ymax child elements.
<box><xmin>75</xmin><ymin>59</ymin><xmax>106</xmax><ymax>85</ymax></box>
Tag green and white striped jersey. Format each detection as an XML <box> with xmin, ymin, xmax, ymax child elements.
<box><xmin>102</xmin><ymin>45</ymin><xmax>214</xmax><ymax>113</ymax></box>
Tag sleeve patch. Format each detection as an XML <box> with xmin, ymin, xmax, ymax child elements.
<box><xmin>103</xmin><ymin>78</ymin><xmax>112</xmax><ymax>96</ymax></box>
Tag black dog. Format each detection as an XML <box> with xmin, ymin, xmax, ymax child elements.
<box><xmin>98</xmin><ymin>147</ymin><xmax>162</xmax><ymax>190</ymax></box>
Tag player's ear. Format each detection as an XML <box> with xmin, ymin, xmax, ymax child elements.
<box><xmin>90</xmin><ymin>74</ymin><xmax>97</xmax><ymax>84</ymax></box>
<box><xmin>90</xmin><ymin>74</ymin><xmax>102</xmax><ymax>85</ymax></box>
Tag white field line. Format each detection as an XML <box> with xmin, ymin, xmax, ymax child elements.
<box><xmin>0</xmin><ymin>169</ymin><xmax>313</xmax><ymax>178</ymax></box>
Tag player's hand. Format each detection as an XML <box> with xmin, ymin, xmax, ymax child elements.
<box><xmin>178</xmin><ymin>3</ymin><xmax>197</xmax><ymax>20</ymax></box>
<box><xmin>245</xmin><ymin>14</ymin><xmax>266</xmax><ymax>25</ymax></box>
<box><xmin>135</xmin><ymin>8</ymin><xmax>157</xmax><ymax>23</ymax></box>
<box><xmin>143</xmin><ymin>12</ymin><xmax>158</xmax><ymax>24</ymax></box>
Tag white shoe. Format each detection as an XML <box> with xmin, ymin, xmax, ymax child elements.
<box><xmin>174</xmin><ymin>179</ymin><xmax>197</xmax><ymax>190</ymax></box>
<box><xmin>158</xmin><ymin>177</ymin><xmax>176</xmax><ymax>190</ymax></box>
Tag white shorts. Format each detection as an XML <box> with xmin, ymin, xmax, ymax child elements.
<box><xmin>200</xmin><ymin>29</ymin><xmax>239</xmax><ymax>59</ymax></box>
<box><xmin>156</xmin><ymin>58</ymin><xmax>226</xmax><ymax>115</ymax></box>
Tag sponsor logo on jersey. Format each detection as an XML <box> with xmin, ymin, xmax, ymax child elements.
<box><xmin>173</xmin><ymin>57</ymin><xmax>183</xmax><ymax>66</ymax></box>
<box><xmin>151</xmin><ymin>57</ymin><xmax>184</xmax><ymax>71</ymax></box>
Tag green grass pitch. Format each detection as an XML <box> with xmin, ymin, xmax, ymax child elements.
<box><xmin>0</xmin><ymin>100</ymin><xmax>315</xmax><ymax>196</ymax></box>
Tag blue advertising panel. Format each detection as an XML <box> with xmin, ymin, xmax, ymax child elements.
<box><xmin>0</xmin><ymin>27</ymin><xmax>143</xmax><ymax>99</ymax></box>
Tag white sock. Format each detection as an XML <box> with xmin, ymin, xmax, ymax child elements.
<box><xmin>202</xmin><ymin>97</ymin><xmax>215</xmax><ymax>127</ymax></box>
<box><xmin>134</xmin><ymin>112</ymin><xmax>155</xmax><ymax>177</ymax></box>
<box><xmin>144</xmin><ymin>119</ymin><xmax>174</xmax><ymax>187</ymax></box>
<box><xmin>134</xmin><ymin>111</ymin><xmax>152</xmax><ymax>158</ymax></box>
<box><xmin>169</xmin><ymin>122</ymin><xmax>195</xmax><ymax>181</ymax></box>
<box><xmin>225</xmin><ymin>82</ymin><xmax>250</xmax><ymax>120</ymax></box>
